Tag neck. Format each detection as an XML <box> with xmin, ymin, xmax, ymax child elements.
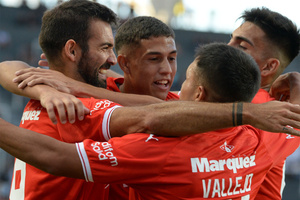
<box><xmin>119</xmin><ymin>83</ymin><xmax>125</xmax><ymax>93</ymax></box>
<box><xmin>120</xmin><ymin>81</ymin><xmax>140</xmax><ymax>95</ymax></box>
<box><xmin>260</xmin><ymin>84</ymin><xmax>270</xmax><ymax>92</ymax></box>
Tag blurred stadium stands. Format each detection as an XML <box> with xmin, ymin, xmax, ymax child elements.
<box><xmin>0</xmin><ymin>3</ymin><xmax>299</xmax><ymax>200</ymax></box>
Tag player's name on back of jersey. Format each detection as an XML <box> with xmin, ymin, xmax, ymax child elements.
<box><xmin>201</xmin><ymin>173</ymin><xmax>253</xmax><ymax>198</ymax></box>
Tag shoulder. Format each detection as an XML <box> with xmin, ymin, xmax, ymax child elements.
<box><xmin>252</xmin><ymin>89</ymin><xmax>275</xmax><ymax>103</ymax></box>
<box><xmin>106</xmin><ymin>77</ymin><xmax>124</xmax><ymax>92</ymax></box>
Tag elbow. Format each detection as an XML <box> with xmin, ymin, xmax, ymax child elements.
<box><xmin>34</xmin><ymin>159</ymin><xmax>66</xmax><ymax>177</ymax></box>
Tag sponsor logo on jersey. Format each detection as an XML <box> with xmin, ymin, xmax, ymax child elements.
<box><xmin>145</xmin><ymin>134</ymin><xmax>159</xmax><ymax>142</ymax></box>
<box><xmin>286</xmin><ymin>134</ymin><xmax>295</xmax><ymax>139</ymax></box>
<box><xmin>220</xmin><ymin>141</ymin><xmax>234</xmax><ymax>152</ymax></box>
<box><xmin>91</xmin><ymin>142</ymin><xmax>118</xmax><ymax>167</ymax></box>
<box><xmin>21</xmin><ymin>110</ymin><xmax>41</xmax><ymax>124</ymax></box>
<box><xmin>191</xmin><ymin>155</ymin><xmax>256</xmax><ymax>174</ymax></box>
<box><xmin>90</xmin><ymin>100</ymin><xmax>113</xmax><ymax>114</ymax></box>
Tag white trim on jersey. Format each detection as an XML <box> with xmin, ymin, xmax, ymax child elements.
<box><xmin>280</xmin><ymin>161</ymin><xmax>286</xmax><ymax>197</ymax></box>
<box><xmin>102</xmin><ymin>105</ymin><xmax>121</xmax><ymax>141</ymax></box>
<box><xmin>76</xmin><ymin>142</ymin><xmax>93</xmax><ymax>182</ymax></box>
<box><xmin>9</xmin><ymin>159</ymin><xmax>26</xmax><ymax>200</ymax></box>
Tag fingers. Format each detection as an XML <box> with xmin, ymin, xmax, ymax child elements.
<box><xmin>40</xmin><ymin>53</ymin><xmax>46</xmax><ymax>59</ymax></box>
<box><xmin>73</xmin><ymin>99</ymin><xmax>88</xmax><ymax>121</ymax></box>
<box><xmin>45</xmin><ymin>96</ymin><xmax>88</xmax><ymax>125</ymax></box>
<box><xmin>280</xmin><ymin>126</ymin><xmax>300</xmax><ymax>137</ymax></box>
<box><xmin>55</xmin><ymin>100</ymin><xmax>68</xmax><ymax>124</ymax></box>
<box><xmin>39</xmin><ymin>53</ymin><xmax>48</xmax><ymax>67</ymax></box>
<box><xmin>13</xmin><ymin>68</ymin><xmax>56</xmax><ymax>89</ymax></box>
<box><xmin>15</xmin><ymin>67</ymin><xmax>44</xmax><ymax>76</ymax></box>
<box><xmin>274</xmin><ymin>104</ymin><xmax>300</xmax><ymax>136</ymax></box>
<box><xmin>38</xmin><ymin>60</ymin><xmax>49</xmax><ymax>67</ymax></box>
<box><xmin>44</xmin><ymin>103</ymin><xmax>58</xmax><ymax>124</ymax></box>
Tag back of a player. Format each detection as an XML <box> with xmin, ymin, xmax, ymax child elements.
<box><xmin>9</xmin><ymin>98</ymin><xmax>120</xmax><ymax>199</ymax></box>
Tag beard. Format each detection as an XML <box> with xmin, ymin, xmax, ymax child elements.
<box><xmin>77</xmin><ymin>54</ymin><xmax>110</xmax><ymax>88</ymax></box>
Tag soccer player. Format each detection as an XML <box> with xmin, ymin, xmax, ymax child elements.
<box><xmin>1</xmin><ymin>2</ymin><xmax>294</xmax><ymax>200</ymax></box>
<box><xmin>1</xmin><ymin>6</ymin><xmax>299</xmax><ymax>200</ymax></box>
<box><xmin>1</xmin><ymin>1</ymin><xmax>120</xmax><ymax>199</ymax></box>
<box><xmin>228</xmin><ymin>7</ymin><xmax>300</xmax><ymax>199</ymax></box>
<box><xmin>0</xmin><ymin>43</ymin><xmax>300</xmax><ymax>199</ymax></box>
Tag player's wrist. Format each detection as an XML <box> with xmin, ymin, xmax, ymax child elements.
<box><xmin>237</xmin><ymin>103</ymin><xmax>253</xmax><ymax>126</ymax></box>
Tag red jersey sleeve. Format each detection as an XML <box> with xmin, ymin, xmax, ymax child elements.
<box><xmin>76</xmin><ymin>134</ymin><xmax>175</xmax><ymax>183</ymax></box>
<box><xmin>259</xmin><ymin>130</ymin><xmax>300</xmax><ymax>167</ymax></box>
<box><xmin>56</xmin><ymin>98</ymin><xmax>121</xmax><ymax>142</ymax></box>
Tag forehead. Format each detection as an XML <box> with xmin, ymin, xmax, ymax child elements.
<box><xmin>232</xmin><ymin>21</ymin><xmax>267</xmax><ymax>44</ymax></box>
<box><xmin>138</xmin><ymin>36</ymin><xmax>176</xmax><ymax>54</ymax></box>
<box><xmin>88</xmin><ymin>19</ymin><xmax>114</xmax><ymax>44</ymax></box>
<box><xmin>186</xmin><ymin>59</ymin><xmax>198</xmax><ymax>77</ymax></box>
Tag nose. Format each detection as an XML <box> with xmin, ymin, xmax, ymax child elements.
<box><xmin>227</xmin><ymin>39</ymin><xmax>236</xmax><ymax>47</ymax></box>
<box><xmin>160</xmin><ymin>58</ymin><xmax>173</xmax><ymax>74</ymax></box>
<box><xmin>107</xmin><ymin>50</ymin><xmax>117</xmax><ymax>65</ymax></box>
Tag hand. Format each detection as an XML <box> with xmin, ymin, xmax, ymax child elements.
<box><xmin>269</xmin><ymin>73</ymin><xmax>291</xmax><ymax>101</ymax></box>
<box><xmin>13</xmin><ymin>67</ymin><xmax>75</xmax><ymax>94</ymax></box>
<box><xmin>38</xmin><ymin>53</ymin><xmax>49</xmax><ymax>67</ymax></box>
<box><xmin>39</xmin><ymin>88</ymin><xmax>90</xmax><ymax>124</ymax></box>
<box><xmin>246</xmin><ymin>101</ymin><xmax>300</xmax><ymax>136</ymax></box>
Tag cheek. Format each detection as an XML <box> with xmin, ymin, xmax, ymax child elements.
<box><xmin>171</xmin><ymin>65</ymin><xmax>177</xmax><ymax>77</ymax></box>
<box><xmin>179</xmin><ymin>82</ymin><xmax>187</xmax><ymax>97</ymax></box>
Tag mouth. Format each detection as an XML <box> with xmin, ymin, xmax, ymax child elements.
<box><xmin>98</xmin><ymin>63</ymin><xmax>111</xmax><ymax>80</ymax></box>
<box><xmin>154</xmin><ymin>79</ymin><xmax>170</xmax><ymax>89</ymax></box>
<box><xmin>99</xmin><ymin>68</ymin><xmax>108</xmax><ymax>75</ymax></box>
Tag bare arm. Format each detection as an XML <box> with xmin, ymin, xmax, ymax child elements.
<box><xmin>0</xmin><ymin>61</ymin><xmax>41</xmax><ymax>99</ymax></box>
<box><xmin>0</xmin><ymin>118</ymin><xmax>83</xmax><ymax>179</ymax></box>
<box><xmin>110</xmin><ymin>101</ymin><xmax>300</xmax><ymax>137</ymax></box>
<box><xmin>13</xmin><ymin>67</ymin><xmax>163</xmax><ymax>106</ymax></box>
<box><xmin>0</xmin><ymin>61</ymin><xmax>88</xmax><ymax>124</ymax></box>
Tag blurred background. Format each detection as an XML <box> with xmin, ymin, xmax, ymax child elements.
<box><xmin>0</xmin><ymin>0</ymin><xmax>299</xmax><ymax>199</ymax></box>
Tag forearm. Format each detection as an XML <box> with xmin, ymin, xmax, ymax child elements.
<box><xmin>145</xmin><ymin>101</ymin><xmax>233</xmax><ymax>135</ymax></box>
<box><xmin>74</xmin><ymin>83</ymin><xmax>163</xmax><ymax>106</ymax></box>
<box><xmin>111</xmin><ymin>102</ymin><xmax>234</xmax><ymax>136</ymax></box>
<box><xmin>0</xmin><ymin>118</ymin><xmax>83</xmax><ymax>178</ymax></box>
<box><xmin>0</xmin><ymin>61</ymin><xmax>44</xmax><ymax>99</ymax></box>
<box><xmin>111</xmin><ymin>101</ymin><xmax>300</xmax><ymax>137</ymax></box>
<box><xmin>148</xmin><ymin>101</ymin><xmax>300</xmax><ymax>136</ymax></box>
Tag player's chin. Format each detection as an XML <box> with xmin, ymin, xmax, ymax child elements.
<box><xmin>152</xmin><ymin>90</ymin><xmax>169</xmax><ymax>101</ymax></box>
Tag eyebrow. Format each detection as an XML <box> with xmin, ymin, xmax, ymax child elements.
<box><xmin>101</xmin><ymin>42</ymin><xmax>114</xmax><ymax>47</ymax></box>
<box><xmin>146</xmin><ymin>50</ymin><xmax>177</xmax><ymax>55</ymax></box>
<box><xmin>235</xmin><ymin>36</ymin><xmax>254</xmax><ymax>47</ymax></box>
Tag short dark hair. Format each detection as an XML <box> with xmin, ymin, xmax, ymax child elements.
<box><xmin>194</xmin><ymin>43</ymin><xmax>261</xmax><ymax>102</ymax></box>
<box><xmin>39</xmin><ymin>0</ymin><xmax>117</xmax><ymax>64</ymax></box>
<box><xmin>115</xmin><ymin>16</ymin><xmax>175</xmax><ymax>54</ymax></box>
<box><xmin>240</xmin><ymin>7</ymin><xmax>300</xmax><ymax>65</ymax></box>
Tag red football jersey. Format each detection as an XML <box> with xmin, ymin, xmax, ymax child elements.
<box><xmin>106</xmin><ymin>76</ymin><xmax>179</xmax><ymax>200</ymax></box>
<box><xmin>252</xmin><ymin>89</ymin><xmax>300</xmax><ymax>200</ymax></box>
<box><xmin>77</xmin><ymin>126</ymin><xmax>284</xmax><ymax>200</ymax></box>
<box><xmin>10</xmin><ymin>98</ymin><xmax>121</xmax><ymax>200</ymax></box>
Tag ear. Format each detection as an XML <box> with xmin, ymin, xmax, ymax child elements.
<box><xmin>195</xmin><ymin>85</ymin><xmax>206</xmax><ymax>102</ymax></box>
<box><xmin>260</xmin><ymin>58</ymin><xmax>280</xmax><ymax>77</ymax></box>
<box><xmin>63</xmin><ymin>39</ymin><xmax>81</xmax><ymax>62</ymax></box>
<box><xmin>118</xmin><ymin>55</ymin><xmax>130</xmax><ymax>74</ymax></box>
